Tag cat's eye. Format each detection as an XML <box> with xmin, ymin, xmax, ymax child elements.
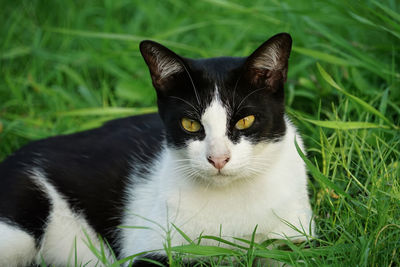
<box><xmin>181</xmin><ymin>118</ymin><xmax>201</xmax><ymax>132</ymax></box>
<box><xmin>235</xmin><ymin>115</ymin><xmax>255</xmax><ymax>130</ymax></box>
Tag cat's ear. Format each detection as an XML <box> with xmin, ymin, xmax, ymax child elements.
<box><xmin>244</xmin><ymin>33</ymin><xmax>292</xmax><ymax>92</ymax></box>
<box><xmin>140</xmin><ymin>40</ymin><xmax>185</xmax><ymax>92</ymax></box>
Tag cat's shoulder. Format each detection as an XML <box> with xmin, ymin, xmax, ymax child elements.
<box><xmin>0</xmin><ymin>113</ymin><xmax>164</xmax><ymax>166</ymax></box>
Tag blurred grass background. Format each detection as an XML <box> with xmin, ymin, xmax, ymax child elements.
<box><xmin>0</xmin><ymin>0</ymin><xmax>399</xmax><ymax>265</ymax></box>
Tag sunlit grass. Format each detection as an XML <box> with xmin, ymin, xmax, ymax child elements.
<box><xmin>0</xmin><ymin>0</ymin><xmax>399</xmax><ymax>266</ymax></box>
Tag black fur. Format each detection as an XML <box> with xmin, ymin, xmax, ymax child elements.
<box><xmin>0</xmin><ymin>114</ymin><xmax>164</xmax><ymax>251</ymax></box>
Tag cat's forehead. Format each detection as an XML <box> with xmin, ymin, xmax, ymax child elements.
<box><xmin>187</xmin><ymin>57</ymin><xmax>246</xmax><ymax>84</ymax></box>
<box><xmin>181</xmin><ymin>57</ymin><xmax>247</xmax><ymax>111</ymax></box>
<box><xmin>188</xmin><ymin>57</ymin><xmax>246</xmax><ymax>71</ymax></box>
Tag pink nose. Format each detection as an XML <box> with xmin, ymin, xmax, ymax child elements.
<box><xmin>207</xmin><ymin>155</ymin><xmax>230</xmax><ymax>170</ymax></box>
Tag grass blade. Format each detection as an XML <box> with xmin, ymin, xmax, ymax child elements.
<box><xmin>317</xmin><ymin>63</ymin><xmax>397</xmax><ymax>129</ymax></box>
<box><xmin>301</xmin><ymin>118</ymin><xmax>389</xmax><ymax>130</ymax></box>
<box><xmin>58</xmin><ymin>107</ymin><xmax>157</xmax><ymax>116</ymax></box>
<box><xmin>295</xmin><ymin>138</ymin><xmax>351</xmax><ymax>199</ymax></box>
<box><xmin>45</xmin><ymin>27</ymin><xmax>206</xmax><ymax>55</ymax></box>
<box><xmin>171</xmin><ymin>244</ymin><xmax>241</xmax><ymax>256</ymax></box>
<box><xmin>293</xmin><ymin>46</ymin><xmax>353</xmax><ymax>66</ymax></box>
<box><xmin>198</xmin><ymin>235</ymin><xmax>248</xmax><ymax>250</ymax></box>
<box><xmin>171</xmin><ymin>224</ymin><xmax>193</xmax><ymax>244</ymax></box>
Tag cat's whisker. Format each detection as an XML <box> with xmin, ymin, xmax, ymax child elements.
<box><xmin>172</xmin><ymin>168</ymin><xmax>191</xmax><ymax>174</ymax></box>
<box><xmin>173</xmin><ymin>158</ymin><xmax>192</xmax><ymax>161</ymax></box>
<box><xmin>168</xmin><ymin>96</ymin><xmax>200</xmax><ymax>114</ymax></box>
<box><xmin>231</xmin><ymin>70</ymin><xmax>244</xmax><ymax>108</ymax></box>
<box><xmin>179</xmin><ymin>170</ymin><xmax>202</xmax><ymax>182</ymax></box>
<box><xmin>247</xmin><ymin>159</ymin><xmax>270</xmax><ymax>165</ymax></box>
<box><xmin>173</xmin><ymin>162</ymin><xmax>193</xmax><ymax>166</ymax></box>
<box><xmin>236</xmin><ymin>87</ymin><xmax>266</xmax><ymax>112</ymax></box>
<box><xmin>175</xmin><ymin>168</ymin><xmax>197</xmax><ymax>175</ymax></box>
<box><xmin>173</xmin><ymin>159</ymin><xmax>203</xmax><ymax>164</ymax></box>
<box><xmin>173</xmin><ymin>162</ymin><xmax>203</xmax><ymax>169</ymax></box>
<box><xmin>172</xmin><ymin>166</ymin><xmax>201</xmax><ymax>176</ymax></box>
<box><xmin>179</xmin><ymin>60</ymin><xmax>201</xmax><ymax>107</ymax></box>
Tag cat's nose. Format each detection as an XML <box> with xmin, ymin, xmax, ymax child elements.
<box><xmin>207</xmin><ymin>155</ymin><xmax>230</xmax><ymax>170</ymax></box>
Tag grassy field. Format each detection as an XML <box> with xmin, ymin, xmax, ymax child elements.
<box><xmin>1</xmin><ymin>0</ymin><xmax>399</xmax><ymax>266</ymax></box>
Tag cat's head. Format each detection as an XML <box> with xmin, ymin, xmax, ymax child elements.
<box><xmin>140</xmin><ymin>33</ymin><xmax>292</xmax><ymax>186</ymax></box>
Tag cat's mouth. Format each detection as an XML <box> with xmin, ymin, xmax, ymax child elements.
<box><xmin>192</xmin><ymin>167</ymin><xmax>249</xmax><ymax>187</ymax></box>
<box><xmin>189</xmin><ymin>163</ymin><xmax>247</xmax><ymax>185</ymax></box>
<box><xmin>209</xmin><ymin>169</ymin><xmax>237</xmax><ymax>180</ymax></box>
<box><xmin>204</xmin><ymin>171</ymin><xmax>242</xmax><ymax>187</ymax></box>
<box><xmin>195</xmin><ymin>169</ymin><xmax>231</xmax><ymax>179</ymax></box>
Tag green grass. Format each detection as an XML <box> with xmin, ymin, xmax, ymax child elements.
<box><xmin>1</xmin><ymin>0</ymin><xmax>399</xmax><ymax>266</ymax></box>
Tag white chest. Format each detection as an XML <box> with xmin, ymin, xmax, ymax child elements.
<box><xmin>120</xmin><ymin>128</ymin><xmax>313</xmax><ymax>258</ymax></box>
<box><xmin>121</xmin><ymin>181</ymin><xmax>277</xmax><ymax>256</ymax></box>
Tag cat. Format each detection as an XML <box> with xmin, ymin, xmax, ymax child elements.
<box><xmin>0</xmin><ymin>33</ymin><xmax>314</xmax><ymax>266</ymax></box>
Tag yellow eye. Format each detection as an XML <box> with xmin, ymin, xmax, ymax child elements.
<box><xmin>235</xmin><ymin>115</ymin><xmax>255</xmax><ymax>130</ymax></box>
<box><xmin>181</xmin><ymin>118</ymin><xmax>201</xmax><ymax>132</ymax></box>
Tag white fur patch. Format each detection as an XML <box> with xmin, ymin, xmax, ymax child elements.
<box><xmin>200</xmin><ymin>92</ymin><xmax>231</xmax><ymax>157</ymax></box>
<box><xmin>0</xmin><ymin>221</ymin><xmax>37</xmax><ymax>267</ymax></box>
<box><xmin>151</xmin><ymin>47</ymin><xmax>183</xmax><ymax>79</ymax></box>
<box><xmin>253</xmin><ymin>42</ymin><xmax>282</xmax><ymax>70</ymax></box>
<box><xmin>30</xmin><ymin>169</ymin><xmax>110</xmax><ymax>266</ymax></box>
<box><xmin>202</xmin><ymin>97</ymin><xmax>227</xmax><ymax>138</ymax></box>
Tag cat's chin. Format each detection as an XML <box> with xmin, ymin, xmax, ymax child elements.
<box><xmin>195</xmin><ymin>170</ymin><xmax>251</xmax><ymax>187</ymax></box>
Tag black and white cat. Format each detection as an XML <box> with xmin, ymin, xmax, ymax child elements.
<box><xmin>0</xmin><ymin>33</ymin><xmax>313</xmax><ymax>266</ymax></box>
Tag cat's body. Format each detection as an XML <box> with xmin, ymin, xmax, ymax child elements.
<box><xmin>0</xmin><ymin>33</ymin><xmax>313</xmax><ymax>266</ymax></box>
<box><xmin>0</xmin><ymin>114</ymin><xmax>164</xmax><ymax>266</ymax></box>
